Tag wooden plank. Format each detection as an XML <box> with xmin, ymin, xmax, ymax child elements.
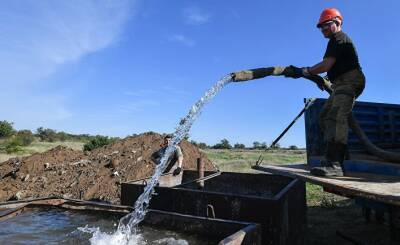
<box><xmin>252</xmin><ymin>164</ymin><xmax>400</xmax><ymax>206</ymax></box>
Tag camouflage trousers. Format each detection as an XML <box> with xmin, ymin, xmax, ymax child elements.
<box><xmin>319</xmin><ymin>69</ymin><xmax>365</xmax><ymax>145</ymax></box>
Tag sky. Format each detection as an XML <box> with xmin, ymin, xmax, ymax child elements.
<box><xmin>1</xmin><ymin>0</ymin><xmax>400</xmax><ymax>147</ymax></box>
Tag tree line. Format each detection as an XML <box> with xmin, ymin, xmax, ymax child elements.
<box><xmin>0</xmin><ymin>120</ymin><xmax>300</xmax><ymax>154</ymax></box>
<box><xmin>0</xmin><ymin>120</ymin><xmax>117</xmax><ymax>153</ymax></box>
<box><xmin>190</xmin><ymin>138</ymin><xmax>300</xmax><ymax>150</ymax></box>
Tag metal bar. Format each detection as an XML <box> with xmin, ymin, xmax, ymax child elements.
<box><xmin>269</xmin><ymin>98</ymin><xmax>315</xmax><ymax>149</ymax></box>
<box><xmin>197</xmin><ymin>157</ymin><xmax>205</xmax><ymax>189</ymax></box>
<box><xmin>125</xmin><ymin>172</ymin><xmax>174</xmax><ymax>184</ymax></box>
<box><xmin>178</xmin><ymin>171</ymin><xmax>221</xmax><ymax>187</ymax></box>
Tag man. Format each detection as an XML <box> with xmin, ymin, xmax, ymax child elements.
<box><xmin>152</xmin><ymin>134</ymin><xmax>183</xmax><ymax>176</ymax></box>
<box><xmin>232</xmin><ymin>8</ymin><xmax>365</xmax><ymax>177</ymax></box>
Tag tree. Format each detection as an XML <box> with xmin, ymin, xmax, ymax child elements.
<box><xmin>16</xmin><ymin>130</ymin><xmax>35</xmax><ymax>146</ymax></box>
<box><xmin>56</xmin><ymin>131</ymin><xmax>69</xmax><ymax>141</ymax></box>
<box><xmin>197</xmin><ymin>142</ymin><xmax>209</xmax><ymax>149</ymax></box>
<box><xmin>83</xmin><ymin>135</ymin><xmax>117</xmax><ymax>151</ymax></box>
<box><xmin>260</xmin><ymin>142</ymin><xmax>268</xmax><ymax>149</ymax></box>
<box><xmin>0</xmin><ymin>120</ymin><xmax>15</xmax><ymax>138</ymax></box>
<box><xmin>289</xmin><ymin>145</ymin><xmax>298</xmax><ymax>150</ymax></box>
<box><xmin>234</xmin><ymin>143</ymin><xmax>246</xmax><ymax>149</ymax></box>
<box><xmin>270</xmin><ymin>142</ymin><xmax>281</xmax><ymax>149</ymax></box>
<box><xmin>213</xmin><ymin>139</ymin><xmax>232</xmax><ymax>149</ymax></box>
<box><xmin>253</xmin><ymin>141</ymin><xmax>261</xmax><ymax>149</ymax></box>
<box><xmin>36</xmin><ymin>127</ymin><xmax>57</xmax><ymax>142</ymax></box>
<box><xmin>190</xmin><ymin>140</ymin><xmax>209</xmax><ymax>149</ymax></box>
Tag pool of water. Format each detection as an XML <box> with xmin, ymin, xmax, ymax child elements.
<box><xmin>0</xmin><ymin>208</ymin><xmax>216</xmax><ymax>244</ymax></box>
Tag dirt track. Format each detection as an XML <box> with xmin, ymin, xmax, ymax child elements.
<box><xmin>0</xmin><ymin>132</ymin><xmax>214</xmax><ymax>204</ymax></box>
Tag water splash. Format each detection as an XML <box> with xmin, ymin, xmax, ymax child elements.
<box><xmin>79</xmin><ymin>226</ymin><xmax>145</xmax><ymax>245</ymax></box>
<box><xmin>85</xmin><ymin>75</ymin><xmax>232</xmax><ymax>244</ymax></box>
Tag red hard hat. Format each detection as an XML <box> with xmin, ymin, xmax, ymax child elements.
<box><xmin>317</xmin><ymin>8</ymin><xmax>343</xmax><ymax>28</ymax></box>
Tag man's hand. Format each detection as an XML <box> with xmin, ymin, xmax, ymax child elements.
<box><xmin>283</xmin><ymin>65</ymin><xmax>304</xmax><ymax>79</ymax></box>
<box><xmin>173</xmin><ymin>167</ymin><xmax>182</xmax><ymax>176</ymax></box>
<box><xmin>230</xmin><ymin>70</ymin><xmax>254</xmax><ymax>82</ymax></box>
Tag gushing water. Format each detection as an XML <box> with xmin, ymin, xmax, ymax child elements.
<box><xmin>84</xmin><ymin>75</ymin><xmax>232</xmax><ymax>244</ymax></box>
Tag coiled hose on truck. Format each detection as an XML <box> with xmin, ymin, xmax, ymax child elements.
<box><xmin>237</xmin><ymin>66</ymin><xmax>400</xmax><ymax>163</ymax></box>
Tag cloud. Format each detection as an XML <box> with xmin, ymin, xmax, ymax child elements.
<box><xmin>0</xmin><ymin>1</ymin><xmax>134</xmax><ymax>130</ymax></box>
<box><xmin>168</xmin><ymin>34</ymin><xmax>195</xmax><ymax>47</ymax></box>
<box><xmin>0</xmin><ymin>0</ymin><xmax>134</xmax><ymax>87</ymax></box>
<box><xmin>183</xmin><ymin>7</ymin><xmax>211</xmax><ymax>25</ymax></box>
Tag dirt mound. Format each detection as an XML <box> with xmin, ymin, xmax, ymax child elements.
<box><xmin>0</xmin><ymin>132</ymin><xmax>214</xmax><ymax>204</ymax></box>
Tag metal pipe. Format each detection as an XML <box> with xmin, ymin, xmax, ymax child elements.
<box><xmin>178</xmin><ymin>172</ymin><xmax>221</xmax><ymax>187</ymax></box>
<box><xmin>270</xmin><ymin>98</ymin><xmax>316</xmax><ymax>148</ymax></box>
<box><xmin>197</xmin><ymin>157</ymin><xmax>205</xmax><ymax>189</ymax></box>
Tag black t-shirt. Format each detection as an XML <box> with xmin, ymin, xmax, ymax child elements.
<box><xmin>324</xmin><ymin>31</ymin><xmax>361</xmax><ymax>81</ymax></box>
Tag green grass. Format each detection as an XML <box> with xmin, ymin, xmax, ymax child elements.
<box><xmin>203</xmin><ymin>148</ymin><xmax>306</xmax><ymax>172</ymax></box>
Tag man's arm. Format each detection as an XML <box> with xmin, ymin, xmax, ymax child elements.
<box><xmin>173</xmin><ymin>146</ymin><xmax>183</xmax><ymax>175</ymax></box>
<box><xmin>176</xmin><ymin>146</ymin><xmax>183</xmax><ymax>168</ymax></box>
<box><xmin>308</xmin><ymin>57</ymin><xmax>336</xmax><ymax>75</ymax></box>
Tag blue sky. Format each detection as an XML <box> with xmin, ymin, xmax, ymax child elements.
<box><xmin>1</xmin><ymin>0</ymin><xmax>400</xmax><ymax>147</ymax></box>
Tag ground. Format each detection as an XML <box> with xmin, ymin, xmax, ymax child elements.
<box><xmin>0</xmin><ymin>142</ymin><xmax>393</xmax><ymax>244</ymax></box>
<box><xmin>0</xmin><ymin>133</ymin><xmax>214</xmax><ymax>203</ymax></box>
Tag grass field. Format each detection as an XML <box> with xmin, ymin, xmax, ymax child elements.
<box><xmin>203</xmin><ymin>148</ymin><xmax>306</xmax><ymax>172</ymax></box>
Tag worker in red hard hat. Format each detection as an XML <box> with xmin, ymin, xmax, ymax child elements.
<box><xmin>284</xmin><ymin>8</ymin><xmax>366</xmax><ymax>177</ymax></box>
<box><xmin>229</xmin><ymin>8</ymin><xmax>365</xmax><ymax>177</ymax></box>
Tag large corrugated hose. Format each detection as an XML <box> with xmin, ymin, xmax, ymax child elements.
<box><xmin>236</xmin><ymin>66</ymin><xmax>400</xmax><ymax>163</ymax></box>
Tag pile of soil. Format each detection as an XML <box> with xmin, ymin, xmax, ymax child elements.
<box><xmin>0</xmin><ymin>132</ymin><xmax>215</xmax><ymax>204</ymax></box>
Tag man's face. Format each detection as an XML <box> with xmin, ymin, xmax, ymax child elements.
<box><xmin>319</xmin><ymin>21</ymin><xmax>338</xmax><ymax>38</ymax></box>
<box><xmin>164</xmin><ymin>137</ymin><xmax>172</xmax><ymax>146</ymax></box>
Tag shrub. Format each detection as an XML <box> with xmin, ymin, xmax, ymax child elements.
<box><xmin>16</xmin><ymin>130</ymin><xmax>35</xmax><ymax>146</ymax></box>
<box><xmin>212</xmin><ymin>139</ymin><xmax>232</xmax><ymax>149</ymax></box>
<box><xmin>234</xmin><ymin>143</ymin><xmax>246</xmax><ymax>149</ymax></box>
<box><xmin>190</xmin><ymin>140</ymin><xmax>209</xmax><ymax>149</ymax></box>
<box><xmin>253</xmin><ymin>141</ymin><xmax>267</xmax><ymax>150</ymax></box>
<box><xmin>270</xmin><ymin>143</ymin><xmax>281</xmax><ymax>149</ymax></box>
<box><xmin>36</xmin><ymin>127</ymin><xmax>58</xmax><ymax>142</ymax></box>
<box><xmin>56</xmin><ymin>131</ymin><xmax>69</xmax><ymax>141</ymax></box>
<box><xmin>0</xmin><ymin>120</ymin><xmax>15</xmax><ymax>138</ymax></box>
<box><xmin>4</xmin><ymin>138</ymin><xmax>23</xmax><ymax>154</ymax></box>
<box><xmin>197</xmin><ymin>142</ymin><xmax>209</xmax><ymax>149</ymax></box>
<box><xmin>83</xmin><ymin>135</ymin><xmax>117</xmax><ymax>151</ymax></box>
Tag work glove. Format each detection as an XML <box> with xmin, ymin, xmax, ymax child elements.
<box><xmin>283</xmin><ymin>65</ymin><xmax>310</xmax><ymax>79</ymax></box>
<box><xmin>230</xmin><ymin>70</ymin><xmax>254</xmax><ymax>82</ymax></box>
<box><xmin>173</xmin><ymin>167</ymin><xmax>182</xmax><ymax>176</ymax></box>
